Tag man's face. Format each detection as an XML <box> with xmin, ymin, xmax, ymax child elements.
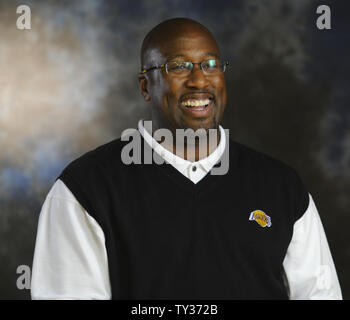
<box><xmin>139</xmin><ymin>28</ymin><xmax>227</xmax><ymax>133</ymax></box>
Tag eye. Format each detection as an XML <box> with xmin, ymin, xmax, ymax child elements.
<box><xmin>203</xmin><ymin>59</ymin><xmax>218</xmax><ymax>69</ymax></box>
<box><xmin>167</xmin><ymin>61</ymin><xmax>191</xmax><ymax>73</ymax></box>
<box><xmin>174</xmin><ymin>64</ymin><xmax>186</xmax><ymax>70</ymax></box>
<box><xmin>201</xmin><ymin>59</ymin><xmax>222</xmax><ymax>74</ymax></box>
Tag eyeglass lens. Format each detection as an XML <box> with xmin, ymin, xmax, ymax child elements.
<box><xmin>166</xmin><ymin>60</ymin><xmax>226</xmax><ymax>75</ymax></box>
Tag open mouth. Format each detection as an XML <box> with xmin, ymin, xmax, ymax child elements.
<box><xmin>181</xmin><ymin>98</ymin><xmax>212</xmax><ymax>111</ymax></box>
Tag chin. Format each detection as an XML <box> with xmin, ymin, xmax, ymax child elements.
<box><xmin>180</xmin><ymin>117</ymin><xmax>219</xmax><ymax>132</ymax></box>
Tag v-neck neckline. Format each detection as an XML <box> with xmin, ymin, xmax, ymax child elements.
<box><xmin>147</xmin><ymin>137</ymin><xmax>238</xmax><ymax>196</ymax></box>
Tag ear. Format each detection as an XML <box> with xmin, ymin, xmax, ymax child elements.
<box><xmin>138</xmin><ymin>75</ymin><xmax>151</xmax><ymax>102</ymax></box>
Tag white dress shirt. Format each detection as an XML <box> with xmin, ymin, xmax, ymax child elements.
<box><xmin>31</xmin><ymin>120</ymin><xmax>342</xmax><ymax>300</ymax></box>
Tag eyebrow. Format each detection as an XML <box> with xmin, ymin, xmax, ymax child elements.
<box><xmin>166</xmin><ymin>52</ymin><xmax>220</xmax><ymax>61</ymax></box>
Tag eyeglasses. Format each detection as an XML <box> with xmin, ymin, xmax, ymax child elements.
<box><xmin>140</xmin><ymin>59</ymin><xmax>229</xmax><ymax>76</ymax></box>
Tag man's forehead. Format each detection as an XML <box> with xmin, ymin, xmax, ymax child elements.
<box><xmin>141</xmin><ymin>18</ymin><xmax>220</xmax><ymax>67</ymax></box>
<box><xmin>147</xmin><ymin>34</ymin><xmax>220</xmax><ymax>61</ymax></box>
<box><xmin>158</xmin><ymin>31</ymin><xmax>218</xmax><ymax>49</ymax></box>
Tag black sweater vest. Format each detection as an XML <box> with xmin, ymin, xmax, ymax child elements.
<box><xmin>58</xmin><ymin>136</ymin><xmax>309</xmax><ymax>299</ymax></box>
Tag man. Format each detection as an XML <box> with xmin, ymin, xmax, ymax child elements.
<box><xmin>31</xmin><ymin>18</ymin><xmax>342</xmax><ymax>299</ymax></box>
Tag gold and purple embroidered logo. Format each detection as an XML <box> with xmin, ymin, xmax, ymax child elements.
<box><xmin>249</xmin><ymin>210</ymin><xmax>272</xmax><ymax>228</ymax></box>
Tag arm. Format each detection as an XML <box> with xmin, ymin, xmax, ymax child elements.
<box><xmin>31</xmin><ymin>179</ymin><xmax>111</xmax><ymax>300</ymax></box>
<box><xmin>283</xmin><ymin>193</ymin><xmax>342</xmax><ymax>300</ymax></box>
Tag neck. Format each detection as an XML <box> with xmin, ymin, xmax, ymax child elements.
<box><xmin>147</xmin><ymin>120</ymin><xmax>221</xmax><ymax>162</ymax></box>
<box><xmin>173</xmin><ymin>131</ymin><xmax>221</xmax><ymax>161</ymax></box>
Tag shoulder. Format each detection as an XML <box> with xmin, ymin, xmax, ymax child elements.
<box><xmin>229</xmin><ymin>139</ymin><xmax>299</xmax><ymax>179</ymax></box>
<box><xmin>57</xmin><ymin>137</ymin><xmax>131</xmax><ymax>186</ymax></box>
<box><xmin>55</xmin><ymin>138</ymin><xmax>128</xmax><ymax>217</ymax></box>
<box><xmin>63</xmin><ymin>138</ymin><xmax>126</xmax><ymax>172</ymax></box>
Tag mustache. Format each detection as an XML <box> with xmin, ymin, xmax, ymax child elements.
<box><xmin>179</xmin><ymin>91</ymin><xmax>216</xmax><ymax>102</ymax></box>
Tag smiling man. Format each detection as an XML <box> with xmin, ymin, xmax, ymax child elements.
<box><xmin>31</xmin><ymin>18</ymin><xmax>342</xmax><ymax>300</ymax></box>
<box><xmin>138</xmin><ymin>19</ymin><xmax>228</xmax><ymax>162</ymax></box>
<box><xmin>139</xmin><ymin>19</ymin><xmax>227</xmax><ymax>133</ymax></box>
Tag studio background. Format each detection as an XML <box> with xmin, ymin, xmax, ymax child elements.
<box><xmin>0</xmin><ymin>0</ymin><xmax>349</xmax><ymax>300</ymax></box>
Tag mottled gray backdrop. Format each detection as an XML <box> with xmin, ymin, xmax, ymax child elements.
<box><xmin>0</xmin><ymin>0</ymin><xmax>349</xmax><ymax>299</ymax></box>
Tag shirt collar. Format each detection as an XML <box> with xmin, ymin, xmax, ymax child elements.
<box><xmin>138</xmin><ymin>120</ymin><xmax>226</xmax><ymax>175</ymax></box>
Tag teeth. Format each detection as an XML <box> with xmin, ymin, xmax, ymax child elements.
<box><xmin>182</xmin><ymin>99</ymin><xmax>210</xmax><ymax>107</ymax></box>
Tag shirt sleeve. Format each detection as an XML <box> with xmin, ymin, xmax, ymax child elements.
<box><xmin>31</xmin><ymin>179</ymin><xmax>111</xmax><ymax>300</ymax></box>
<box><xmin>283</xmin><ymin>193</ymin><xmax>342</xmax><ymax>300</ymax></box>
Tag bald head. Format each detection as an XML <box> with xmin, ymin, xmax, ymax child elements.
<box><xmin>138</xmin><ymin>17</ymin><xmax>227</xmax><ymax>134</ymax></box>
<box><xmin>140</xmin><ymin>18</ymin><xmax>220</xmax><ymax>69</ymax></box>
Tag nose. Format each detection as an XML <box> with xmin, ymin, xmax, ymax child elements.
<box><xmin>184</xmin><ymin>64</ymin><xmax>210</xmax><ymax>89</ymax></box>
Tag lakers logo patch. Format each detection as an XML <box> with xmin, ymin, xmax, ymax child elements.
<box><xmin>249</xmin><ymin>210</ymin><xmax>272</xmax><ymax>228</ymax></box>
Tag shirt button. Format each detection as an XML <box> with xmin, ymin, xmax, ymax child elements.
<box><xmin>192</xmin><ymin>166</ymin><xmax>197</xmax><ymax>172</ymax></box>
